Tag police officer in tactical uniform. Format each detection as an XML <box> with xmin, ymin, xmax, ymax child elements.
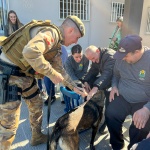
<box><xmin>0</xmin><ymin>15</ymin><xmax>87</xmax><ymax>150</ymax></box>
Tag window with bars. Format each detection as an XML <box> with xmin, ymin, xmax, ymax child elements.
<box><xmin>146</xmin><ymin>7</ymin><xmax>150</xmax><ymax>33</ymax></box>
<box><xmin>110</xmin><ymin>2</ymin><xmax>124</xmax><ymax>22</ymax></box>
<box><xmin>59</xmin><ymin>0</ymin><xmax>90</xmax><ymax>21</ymax></box>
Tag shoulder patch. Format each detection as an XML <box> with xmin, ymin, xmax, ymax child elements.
<box><xmin>44</xmin><ymin>36</ymin><xmax>51</xmax><ymax>45</ymax></box>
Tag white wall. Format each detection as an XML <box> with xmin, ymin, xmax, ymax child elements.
<box><xmin>88</xmin><ymin>0</ymin><xmax>114</xmax><ymax>48</ymax></box>
<box><xmin>140</xmin><ymin>0</ymin><xmax>150</xmax><ymax>47</ymax></box>
<box><xmin>8</xmin><ymin>0</ymin><xmax>125</xmax><ymax>50</ymax></box>
<box><xmin>8</xmin><ymin>0</ymin><xmax>59</xmax><ymax>23</ymax></box>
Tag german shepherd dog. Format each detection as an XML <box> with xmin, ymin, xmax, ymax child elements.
<box><xmin>49</xmin><ymin>90</ymin><xmax>105</xmax><ymax>150</ymax></box>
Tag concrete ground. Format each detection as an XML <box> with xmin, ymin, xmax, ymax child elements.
<box><xmin>11</xmin><ymin>90</ymin><xmax>131</xmax><ymax>150</ymax></box>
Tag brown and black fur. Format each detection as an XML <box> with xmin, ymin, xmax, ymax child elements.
<box><xmin>49</xmin><ymin>90</ymin><xmax>105</xmax><ymax>150</ymax></box>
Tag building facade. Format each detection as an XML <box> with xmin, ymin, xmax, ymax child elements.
<box><xmin>0</xmin><ymin>0</ymin><xmax>149</xmax><ymax>49</ymax></box>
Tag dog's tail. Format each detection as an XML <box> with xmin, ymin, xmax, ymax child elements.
<box><xmin>49</xmin><ymin>117</ymin><xmax>66</xmax><ymax>150</ymax></box>
<box><xmin>49</xmin><ymin>124</ymin><xmax>61</xmax><ymax>150</ymax></box>
<box><xmin>49</xmin><ymin>110</ymin><xmax>75</xmax><ymax>150</ymax></box>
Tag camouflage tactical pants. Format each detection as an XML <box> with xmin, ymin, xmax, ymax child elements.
<box><xmin>0</xmin><ymin>75</ymin><xmax>43</xmax><ymax>150</ymax></box>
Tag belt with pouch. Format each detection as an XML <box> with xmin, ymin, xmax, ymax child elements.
<box><xmin>0</xmin><ymin>59</ymin><xmax>25</xmax><ymax>76</ymax></box>
<box><xmin>0</xmin><ymin>59</ymin><xmax>23</xmax><ymax>104</ymax></box>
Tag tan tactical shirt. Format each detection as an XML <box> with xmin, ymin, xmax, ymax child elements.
<box><xmin>22</xmin><ymin>26</ymin><xmax>77</xmax><ymax>90</ymax></box>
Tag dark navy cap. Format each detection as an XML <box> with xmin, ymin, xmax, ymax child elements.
<box><xmin>114</xmin><ymin>35</ymin><xmax>142</xmax><ymax>60</ymax></box>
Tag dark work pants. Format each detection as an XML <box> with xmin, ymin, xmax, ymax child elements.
<box><xmin>135</xmin><ymin>138</ymin><xmax>150</xmax><ymax>150</ymax></box>
<box><xmin>101</xmin><ymin>90</ymin><xmax>110</xmax><ymax>125</ymax></box>
<box><xmin>38</xmin><ymin>77</ymin><xmax>55</xmax><ymax>97</ymax></box>
<box><xmin>105</xmin><ymin>95</ymin><xmax>150</xmax><ymax>150</ymax></box>
<box><xmin>38</xmin><ymin>79</ymin><xmax>43</xmax><ymax>91</ymax></box>
<box><xmin>44</xmin><ymin>76</ymin><xmax>55</xmax><ymax>97</ymax></box>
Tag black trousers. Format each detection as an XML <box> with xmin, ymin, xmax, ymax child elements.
<box><xmin>135</xmin><ymin>138</ymin><xmax>150</xmax><ymax>150</ymax></box>
<box><xmin>105</xmin><ymin>95</ymin><xmax>150</xmax><ymax>150</ymax></box>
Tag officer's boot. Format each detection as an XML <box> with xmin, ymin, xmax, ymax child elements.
<box><xmin>30</xmin><ymin>129</ymin><xmax>47</xmax><ymax>146</ymax></box>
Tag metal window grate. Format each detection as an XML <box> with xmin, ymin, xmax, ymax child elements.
<box><xmin>110</xmin><ymin>2</ymin><xmax>124</xmax><ymax>22</ymax></box>
<box><xmin>146</xmin><ymin>7</ymin><xmax>150</xmax><ymax>33</ymax></box>
<box><xmin>59</xmin><ymin>0</ymin><xmax>90</xmax><ymax>21</ymax></box>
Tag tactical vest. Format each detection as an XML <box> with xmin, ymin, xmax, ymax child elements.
<box><xmin>1</xmin><ymin>20</ymin><xmax>62</xmax><ymax>78</ymax></box>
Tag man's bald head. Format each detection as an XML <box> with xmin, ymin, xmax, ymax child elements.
<box><xmin>85</xmin><ymin>45</ymin><xmax>98</xmax><ymax>57</ymax></box>
<box><xmin>85</xmin><ymin>45</ymin><xmax>100</xmax><ymax>63</ymax></box>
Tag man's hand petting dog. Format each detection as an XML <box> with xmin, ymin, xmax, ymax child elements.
<box><xmin>84</xmin><ymin>82</ymin><xmax>91</xmax><ymax>93</ymax></box>
<box><xmin>87</xmin><ymin>87</ymin><xmax>98</xmax><ymax>101</ymax></box>
<box><xmin>73</xmin><ymin>86</ymin><xmax>88</xmax><ymax>97</ymax></box>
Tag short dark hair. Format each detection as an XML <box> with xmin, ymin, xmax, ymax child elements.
<box><xmin>71</xmin><ymin>44</ymin><xmax>82</xmax><ymax>55</ymax></box>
